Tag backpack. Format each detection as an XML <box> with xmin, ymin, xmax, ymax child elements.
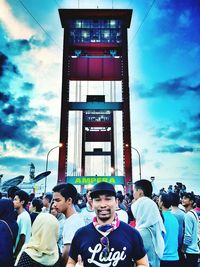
<box><xmin>190</xmin><ymin>210</ymin><xmax>200</xmax><ymax>249</ymax></box>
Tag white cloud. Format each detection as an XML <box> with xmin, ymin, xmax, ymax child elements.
<box><xmin>0</xmin><ymin>0</ymin><xmax>35</xmax><ymax>39</ymax></box>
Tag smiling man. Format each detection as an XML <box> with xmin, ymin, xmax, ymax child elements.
<box><xmin>67</xmin><ymin>182</ymin><xmax>149</xmax><ymax>267</ymax></box>
<box><xmin>52</xmin><ymin>183</ymin><xmax>85</xmax><ymax>267</ymax></box>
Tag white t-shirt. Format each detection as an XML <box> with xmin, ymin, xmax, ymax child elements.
<box><xmin>81</xmin><ymin>205</ymin><xmax>95</xmax><ymax>225</ymax></box>
<box><xmin>14</xmin><ymin>210</ymin><xmax>32</xmax><ymax>250</ymax></box>
<box><xmin>62</xmin><ymin>213</ymin><xmax>85</xmax><ymax>245</ymax></box>
<box><xmin>116</xmin><ymin>208</ymin><xmax>128</xmax><ymax>223</ymax></box>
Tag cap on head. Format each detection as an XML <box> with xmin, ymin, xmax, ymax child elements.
<box><xmin>90</xmin><ymin>182</ymin><xmax>116</xmax><ymax>199</ymax></box>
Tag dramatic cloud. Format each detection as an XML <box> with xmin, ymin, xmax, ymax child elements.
<box><xmin>159</xmin><ymin>144</ymin><xmax>194</xmax><ymax>153</ymax></box>
<box><xmin>22</xmin><ymin>82</ymin><xmax>34</xmax><ymax>91</ymax></box>
<box><xmin>0</xmin><ymin>118</ymin><xmax>40</xmax><ymax>147</ymax></box>
<box><xmin>0</xmin><ymin>51</ymin><xmax>20</xmax><ymax>77</ymax></box>
<box><xmin>154</xmin><ymin>111</ymin><xmax>200</xmax><ymax>145</ymax></box>
<box><xmin>6</xmin><ymin>39</ymin><xmax>31</xmax><ymax>55</ymax></box>
<box><xmin>0</xmin><ymin>91</ymin><xmax>10</xmax><ymax>103</ymax></box>
<box><xmin>135</xmin><ymin>71</ymin><xmax>200</xmax><ymax>98</ymax></box>
<box><xmin>0</xmin><ymin>0</ymin><xmax>35</xmax><ymax>39</ymax></box>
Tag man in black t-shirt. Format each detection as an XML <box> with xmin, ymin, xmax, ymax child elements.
<box><xmin>67</xmin><ymin>182</ymin><xmax>149</xmax><ymax>267</ymax></box>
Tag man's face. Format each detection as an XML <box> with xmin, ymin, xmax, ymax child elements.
<box><xmin>53</xmin><ymin>192</ymin><xmax>69</xmax><ymax>214</ymax></box>
<box><xmin>92</xmin><ymin>194</ymin><xmax>117</xmax><ymax>222</ymax></box>
<box><xmin>182</xmin><ymin>196</ymin><xmax>193</xmax><ymax>208</ymax></box>
<box><xmin>29</xmin><ymin>202</ymin><xmax>35</xmax><ymax>213</ymax></box>
<box><xmin>13</xmin><ymin>195</ymin><xmax>23</xmax><ymax>210</ymax></box>
<box><xmin>50</xmin><ymin>203</ymin><xmax>58</xmax><ymax>217</ymax></box>
<box><xmin>86</xmin><ymin>190</ymin><xmax>92</xmax><ymax>206</ymax></box>
<box><xmin>132</xmin><ymin>185</ymin><xmax>142</xmax><ymax>201</ymax></box>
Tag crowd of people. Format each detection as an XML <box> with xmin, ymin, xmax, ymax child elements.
<box><xmin>0</xmin><ymin>180</ymin><xmax>199</xmax><ymax>267</ymax></box>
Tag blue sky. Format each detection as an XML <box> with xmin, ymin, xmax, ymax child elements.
<box><xmin>0</xmin><ymin>0</ymin><xmax>199</xmax><ymax>193</ymax></box>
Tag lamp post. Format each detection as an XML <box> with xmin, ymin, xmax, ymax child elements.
<box><xmin>44</xmin><ymin>143</ymin><xmax>62</xmax><ymax>194</ymax></box>
<box><xmin>125</xmin><ymin>144</ymin><xmax>142</xmax><ymax>180</ymax></box>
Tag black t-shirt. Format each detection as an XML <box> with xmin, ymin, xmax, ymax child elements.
<box><xmin>69</xmin><ymin>221</ymin><xmax>146</xmax><ymax>267</ymax></box>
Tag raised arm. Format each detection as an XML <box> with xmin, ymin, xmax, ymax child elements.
<box><xmin>136</xmin><ymin>254</ymin><xmax>149</xmax><ymax>267</ymax></box>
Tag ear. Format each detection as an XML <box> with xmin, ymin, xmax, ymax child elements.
<box><xmin>138</xmin><ymin>189</ymin><xmax>144</xmax><ymax>197</ymax></box>
<box><xmin>66</xmin><ymin>197</ymin><xmax>73</xmax><ymax>205</ymax></box>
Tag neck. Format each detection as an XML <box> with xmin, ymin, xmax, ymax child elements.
<box><xmin>185</xmin><ymin>206</ymin><xmax>193</xmax><ymax>212</ymax></box>
<box><xmin>97</xmin><ymin>214</ymin><xmax>115</xmax><ymax>225</ymax></box>
<box><xmin>87</xmin><ymin>202</ymin><xmax>93</xmax><ymax>210</ymax></box>
<box><xmin>162</xmin><ymin>207</ymin><xmax>169</xmax><ymax>211</ymax></box>
<box><xmin>65</xmin><ymin>205</ymin><xmax>76</xmax><ymax>218</ymax></box>
<box><xmin>171</xmin><ymin>206</ymin><xmax>179</xmax><ymax>211</ymax></box>
<box><xmin>17</xmin><ymin>206</ymin><xmax>25</xmax><ymax>215</ymax></box>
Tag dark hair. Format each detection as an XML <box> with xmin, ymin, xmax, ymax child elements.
<box><xmin>169</xmin><ymin>192</ymin><xmax>180</xmax><ymax>206</ymax></box>
<box><xmin>116</xmin><ymin>192</ymin><xmax>124</xmax><ymax>203</ymax></box>
<box><xmin>29</xmin><ymin>193</ymin><xmax>35</xmax><ymax>202</ymax></box>
<box><xmin>160</xmin><ymin>193</ymin><xmax>172</xmax><ymax>209</ymax></box>
<box><xmin>52</xmin><ymin>183</ymin><xmax>77</xmax><ymax>204</ymax></box>
<box><xmin>134</xmin><ymin>179</ymin><xmax>153</xmax><ymax>198</ymax></box>
<box><xmin>7</xmin><ymin>186</ymin><xmax>20</xmax><ymax>199</ymax></box>
<box><xmin>196</xmin><ymin>197</ymin><xmax>200</xmax><ymax>208</ymax></box>
<box><xmin>43</xmin><ymin>192</ymin><xmax>53</xmax><ymax>203</ymax></box>
<box><xmin>15</xmin><ymin>190</ymin><xmax>29</xmax><ymax>207</ymax></box>
<box><xmin>32</xmin><ymin>198</ymin><xmax>43</xmax><ymax>212</ymax></box>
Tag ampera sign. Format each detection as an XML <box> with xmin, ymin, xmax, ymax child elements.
<box><xmin>66</xmin><ymin>176</ymin><xmax>124</xmax><ymax>185</ymax></box>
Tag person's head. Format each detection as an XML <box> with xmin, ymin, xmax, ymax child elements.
<box><xmin>116</xmin><ymin>192</ymin><xmax>124</xmax><ymax>203</ymax></box>
<box><xmin>133</xmin><ymin>179</ymin><xmax>153</xmax><ymax>200</ymax></box>
<box><xmin>29</xmin><ymin>198</ymin><xmax>43</xmax><ymax>213</ymax></box>
<box><xmin>13</xmin><ymin>190</ymin><xmax>29</xmax><ymax>210</ymax></box>
<box><xmin>86</xmin><ymin>184</ymin><xmax>94</xmax><ymax>207</ymax></box>
<box><xmin>42</xmin><ymin>192</ymin><xmax>53</xmax><ymax>208</ymax></box>
<box><xmin>49</xmin><ymin>201</ymin><xmax>58</xmax><ymax>217</ymax></box>
<box><xmin>52</xmin><ymin>183</ymin><xmax>77</xmax><ymax>214</ymax></box>
<box><xmin>0</xmin><ymin>198</ymin><xmax>16</xmax><ymax>222</ymax></box>
<box><xmin>169</xmin><ymin>192</ymin><xmax>180</xmax><ymax>207</ymax></box>
<box><xmin>7</xmin><ymin>186</ymin><xmax>20</xmax><ymax>200</ymax></box>
<box><xmin>90</xmin><ymin>182</ymin><xmax>117</xmax><ymax>223</ymax></box>
<box><xmin>158</xmin><ymin>193</ymin><xmax>172</xmax><ymax>210</ymax></box>
<box><xmin>29</xmin><ymin>193</ymin><xmax>35</xmax><ymax>203</ymax></box>
<box><xmin>23</xmin><ymin>213</ymin><xmax>59</xmax><ymax>265</ymax></box>
<box><xmin>182</xmin><ymin>192</ymin><xmax>196</xmax><ymax>210</ymax></box>
<box><xmin>196</xmin><ymin>197</ymin><xmax>200</xmax><ymax>208</ymax></box>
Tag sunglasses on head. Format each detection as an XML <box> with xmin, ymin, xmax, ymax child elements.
<box><xmin>100</xmin><ymin>236</ymin><xmax>110</xmax><ymax>258</ymax></box>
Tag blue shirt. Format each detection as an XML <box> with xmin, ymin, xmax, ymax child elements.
<box><xmin>161</xmin><ymin>210</ymin><xmax>179</xmax><ymax>261</ymax></box>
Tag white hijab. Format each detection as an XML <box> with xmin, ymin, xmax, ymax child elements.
<box><xmin>131</xmin><ymin>196</ymin><xmax>166</xmax><ymax>259</ymax></box>
<box><xmin>15</xmin><ymin>213</ymin><xmax>59</xmax><ymax>266</ymax></box>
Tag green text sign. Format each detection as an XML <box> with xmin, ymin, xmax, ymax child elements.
<box><xmin>66</xmin><ymin>176</ymin><xmax>124</xmax><ymax>185</ymax></box>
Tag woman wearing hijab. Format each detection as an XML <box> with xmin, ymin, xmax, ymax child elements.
<box><xmin>15</xmin><ymin>213</ymin><xmax>60</xmax><ymax>267</ymax></box>
<box><xmin>0</xmin><ymin>198</ymin><xmax>19</xmax><ymax>267</ymax></box>
<box><xmin>131</xmin><ymin>196</ymin><xmax>166</xmax><ymax>267</ymax></box>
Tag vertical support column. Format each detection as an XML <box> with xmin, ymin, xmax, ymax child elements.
<box><xmin>111</xmin><ymin>112</ymin><xmax>115</xmax><ymax>172</ymax></box>
<box><xmin>121</xmin><ymin>24</ymin><xmax>132</xmax><ymax>193</ymax></box>
<box><xmin>81</xmin><ymin>113</ymin><xmax>85</xmax><ymax>176</ymax></box>
<box><xmin>58</xmin><ymin>28</ymin><xmax>70</xmax><ymax>183</ymax></box>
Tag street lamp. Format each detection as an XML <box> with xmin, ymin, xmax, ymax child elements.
<box><xmin>125</xmin><ymin>144</ymin><xmax>142</xmax><ymax>180</ymax></box>
<box><xmin>44</xmin><ymin>143</ymin><xmax>62</xmax><ymax>193</ymax></box>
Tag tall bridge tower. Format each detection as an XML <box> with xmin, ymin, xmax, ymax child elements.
<box><xmin>58</xmin><ymin>9</ymin><xmax>133</xmax><ymax>192</ymax></box>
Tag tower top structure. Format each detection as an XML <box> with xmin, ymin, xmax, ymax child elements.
<box><xmin>59</xmin><ymin>9</ymin><xmax>132</xmax><ymax>28</ymax></box>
